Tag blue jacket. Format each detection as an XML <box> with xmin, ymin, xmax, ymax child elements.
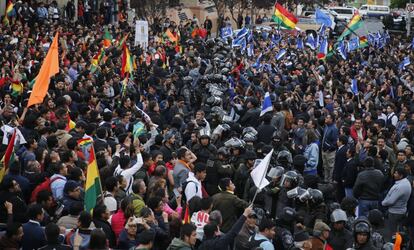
<box><xmin>22</xmin><ymin>220</ymin><xmax>47</xmax><ymax>250</ymax></box>
<box><xmin>304</xmin><ymin>142</ymin><xmax>319</xmax><ymax>175</ymax></box>
<box><xmin>322</xmin><ymin>124</ymin><xmax>338</xmax><ymax>152</ymax></box>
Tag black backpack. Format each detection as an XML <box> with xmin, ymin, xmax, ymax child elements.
<box><xmin>181</xmin><ymin>180</ymin><xmax>198</xmax><ymax>205</ymax></box>
<box><xmin>248</xmin><ymin>234</ymin><xmax>269</xmax><ymax>249</ymax></box>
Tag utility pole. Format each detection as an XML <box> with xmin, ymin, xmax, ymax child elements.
<box><xmin>408</xmin><ymin>0</ymin><xmax>412</xmax><ymax>37</ymax></box>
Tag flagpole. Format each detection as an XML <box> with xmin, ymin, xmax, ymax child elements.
<box><xmin>249</xmin><ymin>150</ymin><xmax>273</xmax><ymax>205</ymax></box>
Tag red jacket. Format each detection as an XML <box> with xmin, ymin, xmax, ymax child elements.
<box><xmin>350</xmin><ymin>125</ymin><xmax>366</xmax><ymax>142</ymax></box>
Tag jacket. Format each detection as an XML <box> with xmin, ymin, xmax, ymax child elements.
<box><xmin>22</xmin><ymin>220</ymin><xmax>47</xmax><ymax>250</ymax></box>
<box><xmin>353</xmin><ymin>168</ymin><xmax>384</xmax><ymax>200</ymax></box>
<box><xmin>234</xmin><ymin>222</ymin><xmax>258</xmax><ymax>250</ymax></box>
<box><xmin>184</xmin><ymin>172</ymin><xmax>203</xmax><ymax>202</ymax></box>
<box><xmin>341</xmin><ymin>158</ymin><xmax>358</xmax><ymax>189</ymax></box>
<box><xmin>111</xmin><ymin>209</ymin><xmax>126</xmax><ymax>239</ymax></box>
<box><xmin>382</xmin><ymin>177</ymin><xmax>412</xmax><ymax>214</ymax></box>
<box><xmin>93</xmin><ymin>218</ymin><xmax>116</xmax><ymax>247</ymax></box>
<box><xmin>257</xmin><ymin>124</ymin><xmax>276</xmax><ymax>144</ymax></box>
<box><xmin>322</xmin><ymin>124</ymin><xmax>338</xmax><ymax>152</ymax></box>
<box><xmin>198</xmin><ymin>214</ymin><xmax>246</xmax><ymax>250</ymax></box>
<box><xmin>309</xmin><ymin>236</ymin><xmax>325</xmax><ymax>250</ymax></box>
<box><xmin>333</xmin><ymin>145</ymin><xmax>348</xmax><ymax>182</ymax></box>
<box><xmin>65</xmin><ymin>228</ymin><xmax>92</xmax><ymax>250</ymax></box>
<box><xmin>327</xmin><ymin>228</ymin><xmax>353</xmax><ymax>250</ymax></box>
<box><xmin>350</xmin><ymin>125</ymin><xmax>366</xmax><ymax>142</ymax></box>
<box><xmin>167</xmin><ymin>237</ymin><xmax>193</xmax><ymax>250</ymax></box>
<box><xmin>240</xmin><ymin>108</ymin><xmax>261</xmax><ymax>128</ymax></box>
<box><xmin>304</xmin><ymin>142</ymin><xmax>319</xmax><ymax>175</ymax></box>
<box><xmin>212</xmin><ymin>191</ymin><xmax>248</xmax><ymax>233</ymax></box>
<box><xmin>173</xmin><ymin>160</ymin><xmax>191</xmax><ymax>192</ymax></box>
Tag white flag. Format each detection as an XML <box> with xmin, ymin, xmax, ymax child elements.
<box><xmin>250</xmin><ymin>149</ymin><xmax>273</xmax><ymax>190</ymax></box>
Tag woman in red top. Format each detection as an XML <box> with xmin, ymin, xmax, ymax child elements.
<box><xmin>110</xmin><ymin>198</ymin><xmax>134</xmax><ymax>240</ymax></box>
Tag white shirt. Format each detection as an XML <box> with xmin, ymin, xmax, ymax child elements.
<box><xmin>184</xmin><ymin>172</ymin><xmax>202</xmax><ymax>202</ymax></box>
<box><xmin>114</xmin><ymin>153</ymin><xmax>143</xmax><ymax>194</ymax></box>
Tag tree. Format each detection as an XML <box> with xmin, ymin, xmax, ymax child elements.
<box><xmin>130</xmin><ymin>0</ymin><xmax>169</xmax><ymax>25</ymax></box>
<box><xmin>225</xmin><ymin>0</ymin><xmax>248</xmax><ymax>25</ymax></box>
<box><xmin>252</xmin><ymin>0</ymin><xmax>274</xmax><ymax>9</ymax></box>
<box><xmin>390</xmin><ymin>0</ymin><xmax>407</xmax><ymax>8</ymax></box>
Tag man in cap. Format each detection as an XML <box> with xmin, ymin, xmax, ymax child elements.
<box><xmin>310</xmin><ymin>221</ymin><xmax>331</xmax><ymax>250</ymax></box>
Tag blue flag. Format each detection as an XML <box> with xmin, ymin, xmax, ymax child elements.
<box><xmin>276</xmin><ymin>49</ymin><xmax>287</xmax><ymax>61</ymax></box>
<box><xmin>228</xmin><ymin>76</ymin><xmax>236</xmax><ymax>100</ymax></box>
<box><xmin>260</xmin><ymin>92</ymin><xmax>273</xmax><ymax>116</ymax></box>
<box><xmin>348</xmin><ymin>37</ymin><xmax>360</xmax><ymax>52</ymax></box>
<box><xmin>368</xmin><ymin>33</ymin><xmax>376</xmax><ymax>45</ymax></box>
<box><xmin>252</xmin><ymin>53</ymin><xmax>263</xmax><ymax>68</ymax></box>
<box><xmin>400</xmin><ymin>56</ymin><xmax>410</xmax><ymax>70</ymax></box>
<box><xmin>297</xmin><ymin>37</ymin><xmax>304</xmax><ymax>50</ymax></box>
<box><xmin>236</xmin><ymin>27</ymin><xmax>249</xmax><ymax>39</ymax></box>
<box><xmin>337</xmin><ymin>41</ymin><xmax>347</xmax><ymax>60</ymax></box>
<box><xmin>315</xmin><ymin>9</ymin><xmax>333</xmax><ymax>27</ymax></box>
<box><xmin>351</xmin><ymin>79</ymin><xmax>358</xmax><ymax>94</ymax></box>
<box><xmin>247</xmin><ymin>43</ymin><xmax>254</xmax><ymax>57</ymax></box>
<box><xmin>221</xmin><ymin>26</ymin><xmax>233</xmax><ymax>39</ymax></box>
<box><xmin>232</xmin><ymin>37</ymin><xmax>245</xmax><ymax>48</ymax></box>
<box><xmin>247</xmin><ymin>31</ymin><xmax>253</xmax><ymax>42</ymax></box>
<box><xmin>411</xmin><ymin>37</ymin><xmax>414</xmax><ymax>49</ymax></box>
<box><xmin>306</xmin><ymin>33</ymin><xmax>316</xmax><ymax>50</ymax></box>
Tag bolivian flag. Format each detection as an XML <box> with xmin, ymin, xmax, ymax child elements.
<box><xmin>11</xmin><ymin>82</ymin><xmax>23</xmax><ymax>97</ymax></box>
<box><xmin>338</xmin><ymin>11</ymin><xmax>363</xmax><ymax>40</ymax></box>
<box><xmin>84</xmin><ymin>146</ymin><xmax>102</xmax><ymax>213</ymax></box>
<box><xmin>65</xmin><ymin>115</ymin><xmax>76</xmax><ymax>131</ymax></box>
<box><xmin>272</xmin><ymin>3</ymin><xmax>298</xmax><ymax>30</ymax></box>
<box><xmin>359</xmin><ymin>36</ymin><xmax>368</xmax><ymax>48</ymax></box>
<box><xmin>121</xmin><ymin>44</ymin><xmax>133</xmax><ymax>78</ymax></box>
<box><xmin>3</xmin><ymin>0</ymin><xmax>14</xmax><ymax>25</ymax></box>
<box><xmin>0</xmin><ymin>129</ymin><xmax>16</xmax><ymax>182</ymax></box>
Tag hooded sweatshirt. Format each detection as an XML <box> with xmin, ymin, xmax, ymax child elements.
<box><xmin>166</xmin><ymin>237</ymin><xmax>192</xmax><ymax>250</ymax></box>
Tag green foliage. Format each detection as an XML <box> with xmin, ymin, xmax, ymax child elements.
<box><xmin>391</xmin><ymin>0</ymin><xmax>408</xmax><ymax>8</ymax></box>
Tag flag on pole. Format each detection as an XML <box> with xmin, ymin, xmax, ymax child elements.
<box><xmin>236</xmin><ymin>27</ymin><xmax>249</xmax><ymax>39</ymax></box>
<box><xmin>275</xmin><ymin>49</ymin><xmax>287</xmax><ymax>61</ymax></box>
<box><xmin>0</xmin><ymin>129</ymin><xmax>16</xmax><ymax>183</ymax></box>
<box><xmin>272</xmin><ymin>3</ymin><xmax>298</xmax><ymax>30</ymax></box>
<box><xmin>182</xmin><ymin>205</ymin><xmax>190</xmax><ymax>224</ymax></box>
<box><xmin>359</xmin><ymin>36</ymin><xmax>368</xmax><ymax>48</ymax></box>
<box><xmin>84</xmin><ymin>146</ymin><xmax>102</xmax><ymax>213</ymax></box>
<box><xmin>338</xmin><ymin>11</ymin><xmax>363</xmax><ymax>40</ymax></box>
<box><xmin>28</xmin><ymin>32</ymin><xmax>59</xmax><ymax>107</ymax></box>
<box><xmin>250</xmin><ymin>149</ymin><xmax>273</xmax><ymax>190</ymax></box>
<box><xmin>399</xmin><ymin>56</ymin><xmax>410</xmax><ymax>70</ymax></box>
<box><xmin>78</xmin><ymin>138</ymin><xmax>94</xmax><ymax>162</ymax></box>
<box><xmin>117</xmin><ymin>33</ymin><xmax>129</xmax><ymax>50</ymax></box>
<box><xmin>317</xmin><ymin>38</ymin><xmax>328</xmax><ymax>60</ymax></box>
<box><xmin>2</xmin><ymin>0</ymin><xmax>14</xmax><ymax>25</ymax></box>
<box><xmin>252</xmin><ymin>53</ymin><xmax>263</xmax><ymax>69</ymax></box>
<box><xmin>260</xmin><ymin>92</ymin><xmax>273</xmax><ymax>116</ymax></box>
<box><xmin>351</xmin><ymin>79</ymin><xmax>358</xmax><ymax>94</ymax></box>
<box><xmin>65</xmin><ymin>115</ymin><xmax>76</xmax><ymax>131</ymax></box>
<box><xmin>221</xmin><ymin>26</ymin><xmax>233</xmax><ymax>39</ymax></box>
<box><xmin>247</xmin><ymin>43</ymin><xmax>254</xmax><ymax>57</ymax></box>
<box><xmin>315</xmin><ymin>9</ymin><xmax>332</xmax><ymax>27</ymax></box>
<box><xmin>121</xmin><ymin>44</ymin><xmax>133</xmax><ymax>78</ymax></box>
<box><xmin>337</xmin><ymin>41</ymin><xmax>347</xmax><ymax>60</ymax></box>
<box><xmin>348</xmin><ymin>37</ymin><xmax>360</xmax><ymax>51</ymax></box>
<box><xmin>306</xmin><ymin>33</ymin><xmax>316</xmax><ymax>50</ymax></box>
<box><xmin>297</xmin><ymin>37</ymin><xmax>304</xmax><ymax>50</ymax></box>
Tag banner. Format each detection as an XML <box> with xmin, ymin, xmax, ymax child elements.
<box><xmin>135</xmin><ymin>20</ymin><xmax>149</xmax><ymax>49</ymax></box>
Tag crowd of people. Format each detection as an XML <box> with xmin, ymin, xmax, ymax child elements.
<box><xmin>1</xmin><ymin>1</ymin><xmax>414</xmax><ymax>250</ymax></box>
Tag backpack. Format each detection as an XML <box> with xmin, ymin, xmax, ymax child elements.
<box><xmin>248</xmin><ymin>234</ymin><xmax>268</xmax><ymax>249</ymax></box>
<box><xmin>181</xmin><ymin>180</ymin><xmax>198</xmax><ymax>205</ymax></box>
<box><xmin>30</xmin><ymin>176</ymin><xmax>64</xmax><ymax>203</ymax></box>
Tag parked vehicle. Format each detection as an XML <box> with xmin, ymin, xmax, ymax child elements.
<box><xmin>328</xmin><ymin>7</ymin><xmax>355</xmax><ymax>20</ymax></box>
<box><xmin>359</xmin><ymin>5</ymin><xmax>390</xmax><ymax>18</ymax></box>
